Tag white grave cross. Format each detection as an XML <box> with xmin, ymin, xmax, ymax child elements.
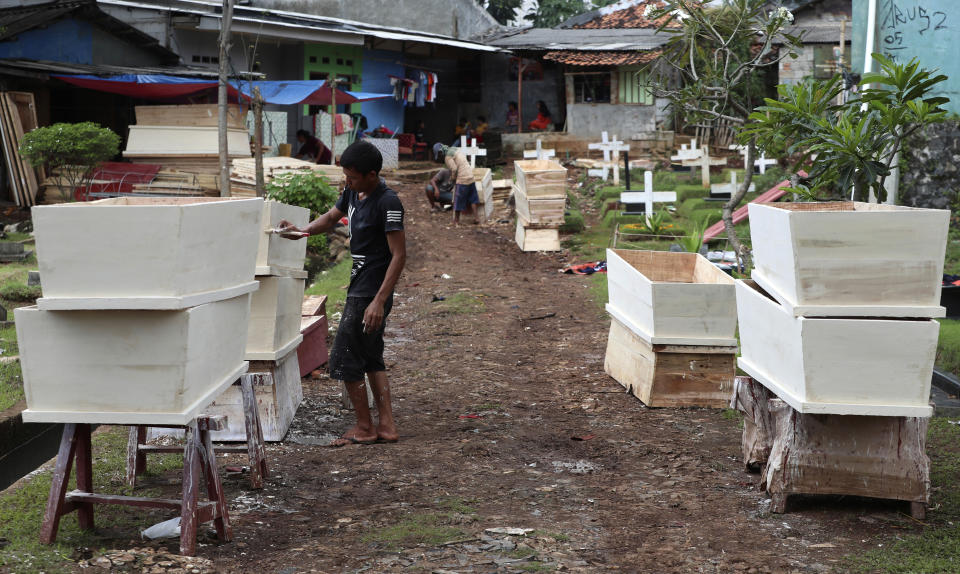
<box><xmin>671</xmin><ymin>138</ymin><xmax>702</xmax><ymax>162</ymax></box>
<box><xmin>681</xmin><ymin>145</ymin><xmax>727</xmax><ymax>188</ymax></box>
<box><xmin>621</xmin><ymin>171</ymin><xmax>677</xmax><ymax>223</ymax></box>
<box><xmin>522</xmin><ymin>139</ymin><xmax>556</xmax><ymax>161</ymax></box>
<box><xmin>588</xmin><ymin>131</ymin><xmax>630</xmax><ymax>185</ymax></box>
<box><xmin>731</xmin><ymin>144</ymin><xmax>777</xmax><ymax>174</ymax></box>
<box><xmin>459</xmin><ymin>135</ymin><xmax>486</xmax><ymax>168</ymax></box>
<box><xmin>710</xmin><ymin>170</ymin><xmax>756</xmax><ymax>198</ymax></box>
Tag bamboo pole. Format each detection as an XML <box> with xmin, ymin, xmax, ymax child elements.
<box><xmin>217</xmin><ymin>0</ymin><xmax>234</xmax><ymax>197</ymax></box>
<box><xmin>329</xmin><ymin>79</ymin><xmax>337</xmax><ymax>165</ymax></box>
<box><xmin>253</xmin><ymin>86</ymin><xmax>265</xmax><ymax>197</ymax></box>
<box><xmin>517</xmin><ymin>58</ymin><xmax>524</xmax><ymax>134</ymax></box>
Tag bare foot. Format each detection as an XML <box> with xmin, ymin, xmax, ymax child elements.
<box><xmin>376</xmin><ymin>423</ymin><xmax>399</xmax><ymax>443</ymax></box>
<box><xmin>329</xmin><ymin>426</ymin><xmax>377</xmax><ymax>448</ymax></box>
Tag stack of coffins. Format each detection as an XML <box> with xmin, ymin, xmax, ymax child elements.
<box><xmin>18</xmin><ymin>197</ymin><xmax>263</xmax><ymax>425</ymax></box>
<box><xmin>513</xmin><ymin>159</ymin><xmax>566</xmax><ymax>251</ymax></box>
<box><xmin>734</xmin><ymin>201</ymin><xmax>949</xmax><ymax>516</ymax></box>
<box><xmin>230</xmin><ymin>157</ymin><xmax>345</xmax><ymax>196</ymax></box>
<box><xmin>604</xmin><ymin>249</ymin><xmax>738</xmax><ymax>407</ymax></box>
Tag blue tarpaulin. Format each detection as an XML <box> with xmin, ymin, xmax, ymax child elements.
<box><xmin>54</xmin><ymin>74</ymin><xmax>391</xmax><ymax>105</ymax></box>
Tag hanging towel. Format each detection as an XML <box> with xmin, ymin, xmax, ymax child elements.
<box><xmin>416</xmin><ymin>71</ymin><xmax>427</xmax><ymax>107</ymax></box>
<box><xmin>334</xmin><ymin>114</ymin><xmax>345</xmax><ymax>136</ymax></box>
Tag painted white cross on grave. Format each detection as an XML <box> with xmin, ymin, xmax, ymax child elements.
<box><xmin>459</xmin><ymin>135</ymin><xmax>486</xmax><ymax>168</ymax></box>
<box><xmin>730</xmin><ymin>144</ymin><xmax>778</xmax><ymax>174</ymax></box>
<box><xmin>671</xmin><ymin>138</ymin><xmax>702</xmax><ymax>162</ymax></box>
<box><xmin>522</xmin><ymin>138</ymin><xmax>556</xmax><ymax>161</ymax></box>
<box><xmin>588</xmin><ymin>131</ymin><xmax>630</xmax><ymax>185</ymax></box>
<box><xmin>710</xmin><ymin>170</ymin><xmax>756</xmax><ymax>199</ymax></box>
<box><xmin>681</xmin><ymin>145</ymin><xmax>727</xmax><ymax>188</ymax></box>
<box><xmin>621</xmin><ymin>171</ymin><xmax>677</xmax><ymax>224</ymax></box>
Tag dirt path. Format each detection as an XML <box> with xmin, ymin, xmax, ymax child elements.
<box><xmin>207</xmin><ymin>181</ymin><xmax>904</xmax><ymax>573</ymax></box>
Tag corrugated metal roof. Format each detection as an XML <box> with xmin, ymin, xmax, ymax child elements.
<box><xmin>99</xmin><ymin>0</ymin><xmax>503</xmax><ymax>52</ymax></box>
<box><xmin>774</xmin><ymin>20</ymin><xmax>851</xmax><ymax>44</ymax></box>
<box><xmin>0</xmin><ymin>58</ymin><xmax>224</xmax><ymax>79</ymax></box>
<box><xmin>489</xmin><ymin>27</ymin><xmax>669</xmax><ymax>51</ymax></box>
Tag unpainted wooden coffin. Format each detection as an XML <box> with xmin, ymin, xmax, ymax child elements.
<box><xmin>515</xmin><ymin>215</ymin><xmax>560</xmax><ymax>252</ymax></box>
<box><xmin>514</xmin><ymin>159</ymin><xmax>566</xmax><ymax>199</ymax></box>
<box><xmin>749</xmin><ymin>201</ymin><xmax>949</xmax><ymax>317</ymax></box>
<box><xmin>606</xmin><ymin>249</ymin><xmax>737</xmax><ymax>346</ymax></box>
<box><xmin>604</xmin><ymin>315</ymin><xmax>735</xmax><ymax>408</ymax></box>
<box><xmin>256</xmin><ymin>200</ymin><xmax>310</xmax><ymax>277</ymax></box>
<box><xmin>34</xmin><ymin>197</ymin><xmax>263</xmax><ymax>310</ymax></box>
<box><xmin>16</xmin><ymin>294</ymin><xmax>252</xmax><ymax>425</ymax></box>
<box><xmin>736</xmin><ymin>279</ymin><xmax>938</xmax><ymax>417</ymax></box>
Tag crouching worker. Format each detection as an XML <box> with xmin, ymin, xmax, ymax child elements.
<box><xmin>425</xmin><ymin>167</ymin><xmax>454</xmax><ymax>211</ymax></box>
<box><xmin>278</xmin><ymin>140</ymin><xmax>406</xmax><ymax>446</ymax></box>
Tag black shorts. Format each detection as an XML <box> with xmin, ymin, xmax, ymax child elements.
<box><xmin>329</xmin><ymin>295</ymin><xmax>394</xmax><ymax>382</ymax></box>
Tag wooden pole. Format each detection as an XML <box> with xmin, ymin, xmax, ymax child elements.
<box><xmin>253</xmin><ymin>86</ymin><xmax>265</xmax><ymax>198</ymax></box>
<box><xmin>329</xmin><ymin>78</ymin><xmax>338</xmax><ymax>165</ymax></box>
<box><xmin>517</xmin><ymin>58</ymin><xmax>523</xmax><ymax>135</ymax></box>
<box><xmin>217</xmin><ymin>0</ymin><xmax>234</xmax><ymax>197</ymax></box>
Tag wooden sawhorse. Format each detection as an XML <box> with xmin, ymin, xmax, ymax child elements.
<box><xmin>40</xmin><ymin>416</ymin><xmax>231</xmax><ymax>556</ymax></box>
<box><xmin>127</xmin><ymin>373</ymin><xmax>269</xmax><ymax>489</ymax></box>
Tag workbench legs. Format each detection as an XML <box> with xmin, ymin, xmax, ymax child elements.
<box><xmin>40</xmin><ymin>417</ymin><xmax>232</xmax><ymax>556</ymax></box>
<box><xmin>127</xmin><ymin>373</ymin><xmax>269</xmax><ymax>489</ymax></box>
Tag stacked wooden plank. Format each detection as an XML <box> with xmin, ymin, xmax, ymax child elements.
<box><xmin>230</xmin><ymin>157</ymin><xmax>345</xmax><ymax>197</ymax></box>
<box><xmin>513</xmin><ymin>159</ymin><xmax>566</xmax><ymax>251</ymax></box>
<box><xmin>604</xmin><ymin>250</ymin><xmax>738</xmax><ymax>408</ymax></box>
<box><xmin>473</xmin><ymin>167</ymin><xmax>494</xmax><ymax>222</ymax></box>
<box><xmin>733</xmin><ymin>201</ymin><xmax>950</xmax><ymax>516</ymax></box>
<box><xmin>0</xmin><ymin>91</ymin><xmax>43</xmax><ymax>206</ymax></box>
<box><xmin>123</xmin><ymin>104</ymin><xmax>252</xmax><ymax>193</ymax></box>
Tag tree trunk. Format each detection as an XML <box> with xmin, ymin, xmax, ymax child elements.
<box><xmin>253</xmin><ymin>87</ymin><xmax>265</xmax><ymax>198</ymax></box>
<box><xmin>722</xmin><ymin>138</ymin><xmax>754</xmax><ymax>271</ymax></box>
<box><xmin>217</xmin><ymin>0</ymin><xmax>234</xmax><ymax>197</ymax></box>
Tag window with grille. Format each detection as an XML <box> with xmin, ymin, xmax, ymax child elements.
<box><xmin>573</xmin><ymin>74</ymin><xmax>611</xmax><ymax>103</ymax></box>
<box><xmin>618</xmin><ymin>67</ymin><xmax>653</xmax><ymax>105</ymax></box>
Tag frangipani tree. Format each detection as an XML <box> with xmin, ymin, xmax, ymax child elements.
<box><xmin>648</xmin><ymin>0</ymin><xmax>802</xmax><ymax>259</ymax></box>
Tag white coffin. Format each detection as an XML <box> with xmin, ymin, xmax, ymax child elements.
<box><xmin>123</xmin><ymin>125</ymin><xmax>251</xmax><ymax>157</ymax></box>
<box><xmin>35</xmin><ymin>197</ymin><xmax>263</xmax><ymax>310</ymax></box>
<box><xmin>736</xmin><ymin>279</ymin><xmax>937</xmax><ymax>417</ymax></box>
<box><xmin>474</xmin><ymin>168</ymin><xmax>495</xmax><ymax>222</ymax></box>
<box><xmin>606</xmin><ymin>249</ymin><xmax>737</xmax><ymax>347</ymax></box>
<box><xmin>256</xmin><ymin>200</ymin><xmax>310</xmax><ymax>277</ymax></box>
<box><xmin>749</xmin><ymin>201</ymin><xmax>949</xmax><ymax>317</ymax></box>
<box><xmin>246</xmin><ymin>275</ymin><xmax>305</xmax><ymax>360</ymax></box>
<box><xmin>206</xmin><ymin>349</ymin><xmax>303</xmax><ymax>442</ymax></box>
<box><xmin>16</xmin><ymin>294</ymin><xmax>252</xmax><ymax>425</ymax></box>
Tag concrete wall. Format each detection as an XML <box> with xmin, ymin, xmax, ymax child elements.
<box><xmin>564</xmin><ymin>98</ymin><xmax>670</xmax><ymax>139</ymax></box>
<box><xmin>480</xmin><ymin>53</ymin><xmax>564</xmax><ymax>132</ymax></box>
<box><xmin>251</xmin><ymin>0</ymin><xmax>501</xmax><ymax>40</ymax></box>
<box><xmin>778</xmin><ymin>47</ymin><xmax>816</xmax><ymax>85</ymax></box>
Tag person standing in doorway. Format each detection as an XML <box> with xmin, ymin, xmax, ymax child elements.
<box><xmin>444</xmin><ymin>145</ymin><xmax>479</xmax><ymax>225</ymax></box>
<box><xmin>277</xmin><ymin>140</ymin><xmax>406</xmax><ymax>446</ymax></box>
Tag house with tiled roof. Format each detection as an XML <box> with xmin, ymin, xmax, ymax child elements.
<box><xmin>490</xmin><ymin>0</ymin><xmax>676</xmax><ymax>139</ymax></box>
<box><xmin>774</xmin><ymin>0</ymin><xmax>852</xmax><ymax>84</ymax></box>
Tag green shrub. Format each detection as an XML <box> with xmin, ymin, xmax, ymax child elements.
<box><xmin>560</xmin><ymin>210</ymin><xmax>585</xmax><ymax>233</ymax></box>
<box><xmin>20</xmin><ymin>122</ymin><xmax>120</xmax><ymax>202</ymax></box>
<box><xmin>0</xmin><ymin>282</ymin><xmax>41</xmax><ymax>302</ymax></box>
<box><xmin>266</xmin><ymin>172</ymin><xmax>339</xmax><ymax>256</ymax></box>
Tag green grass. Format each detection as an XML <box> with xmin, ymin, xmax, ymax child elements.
<box><xmin>437</xmin><ymin>497</ymin><xmax>477</xmax><ymax>515</ymax></box>
<box><xmin>0</xmin><ymin>360</ymin><xmax>23</xmax><ymax>412</ymax></box>
<box><xmin>305</xmin><ymin>257</ymin><xmax>352</xmax><ymax>314</ymax></box>
<box><xmin>518</xmin><ymin>562</ymin><xmax>555</xmax><ymax>572</ymax></box>
<box><xmin>560</xmin><ymin>210</ymin><xmax>585</xmax><ymax>233</ymax></box>
<box><xmin>360</xmin><ymin>513</ymin><xmax>466</xmax><ymax>550</ymax></box>
<box><xmin>844</xmin><ymin>418</ymin><xmax>960</xmax><ymax>572</ymax></box>
<box><xmin>936</xmin><ymin>319</ymin><xmax>960</xmax><ymax>377</ymax></box>
<box><xmin>0</xmin><ymin>427</ymin><xmax>183</xmax><ymax>573</ymax></box>
<box><xmin>438</xmin><ymin>292</ymin><xmax>485</xmax><ymax>315</ymax></box>
<box><xmin>532</xmin><ymin>530</ymin><xmax>570</xmax><ymax>542</ymax></box>
<box><xmin>588</xmin><ymin>272</ymin><xmax>608</xmax><ymax>311</ymax></box>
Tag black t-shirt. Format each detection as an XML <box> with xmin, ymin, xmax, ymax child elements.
<box><xmin>335</xmin><ymin>179</ymin><xmax>404</xmax><ymax>298</ymax></box>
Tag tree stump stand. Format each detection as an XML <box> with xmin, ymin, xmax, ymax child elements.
<box><xmin>731</xmin><ymin>376</ymin><xmax>777</xmax><ymax>471</ymax></box>
<box><xmin>764</xmin><ymin>398</ymin><xmax>930</xmax><ymax>519</ymax></box>
<box><xmin>127</xmin><ymin>374</ymin><xmax>269</xmax><ymax>489</ymax></box>
<box><xmin>40</xmin><ymin>416</ymin><xmax>231</xmax><ymax>556</ymax></box>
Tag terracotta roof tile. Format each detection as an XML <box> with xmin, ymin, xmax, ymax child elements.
<box><xmin>573</xmin><ymin>0</ymin><xmax>678</xmax><ymax>29</ymax></box>
<box><xmin>543</xmin><ymin>50</ymin><xmax>661</xmax><ymax>66</ymax></box>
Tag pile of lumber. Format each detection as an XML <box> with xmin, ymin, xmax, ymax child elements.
<box><xmin>0</xmin><ymin>91</ymin><xmax>43</xmax><ymax>206</ymax></box>
<box><xmin>230</xmin><ymin>157</ymin><xmax>345</xmax><ymax>197</ymax></box>
<box><xmin>123</xmin><ymin>104</ymin><xmax>252</xmax><ymax>193</ymax></box>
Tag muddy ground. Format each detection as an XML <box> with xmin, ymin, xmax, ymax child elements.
<box><xmin>85</xmin><ymin>180</ymin><xmax>925</xmax><ymax>573</ymax></box>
